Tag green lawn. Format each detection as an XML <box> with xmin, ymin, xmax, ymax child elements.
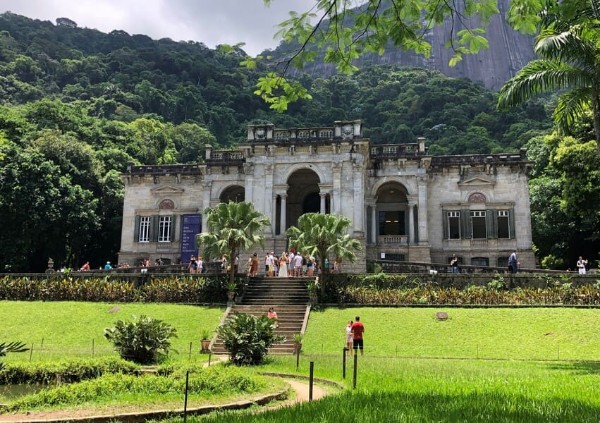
<box><xmin>0</xmin><ymin>301</ymin><xmax>225</xmax><ymax>362</ymax></box>
<box><xmin>192</xmin><ymin>356</ymin><xmax>600</xmax><ymax>422</ymax></box>
<box><xmin>3</xmin><ymin>303</ymin><xmax>600</xmax><ymax>421</ymax></box>
<box><xmin>304</xmin><ymin>307</ymin><xmax>600</xmax><ymax>361</ymax></box>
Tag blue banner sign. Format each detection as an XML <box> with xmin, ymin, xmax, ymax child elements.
<box><xmin>181</xmin><ymin>214</ymin><xmax>201</xmax><ymax>264</ymax></box>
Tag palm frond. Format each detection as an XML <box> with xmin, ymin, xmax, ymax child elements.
<box><xmin>498</xmin><ymin>60</ymin><xmax>590</xmax><ymax>109</ymax></box>
<box><xmin>554</xmin><ymin>88</ymin><xmax>593</xmax><ymax>133</ymax></box>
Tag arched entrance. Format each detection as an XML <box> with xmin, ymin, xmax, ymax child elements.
<box><xmin>369</xmin><ymin>182</ymin><xmax>412</xmax><ymax>245</ymax></box>
<box><xmin>220</xmin><ymin>185</ymin><xmax>245</xmax><ymax>203</ymax></box>
<box><xmin>275</xmin><ymin>168</ymin><xmax>329</xmax><ymax>234</ymax></box>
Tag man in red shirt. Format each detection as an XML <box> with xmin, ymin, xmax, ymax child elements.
<box><xmin>351</xmin><ymin>316</ymin><xmax>365</xmax><ymax>356</ymax></box>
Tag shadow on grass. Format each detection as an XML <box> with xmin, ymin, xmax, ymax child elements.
<box><xmin>194</xmin><ymin>389</ymin><xmax>600</xmax><ymax>422</ymax></box>
<box><xmin>547</xmin><ymin>360</ymin><xmax>600</xmax><ymax>375</ymax></box>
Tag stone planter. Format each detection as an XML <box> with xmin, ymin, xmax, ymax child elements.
<box><xmin>200</xmin><ymin>338</ymin><xmax>211</xmax><ymax>353</ymax></box>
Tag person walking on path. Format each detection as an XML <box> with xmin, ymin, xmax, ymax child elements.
<box><xmin>351</xmin><ymin>316</ymin><xmax>365</xmax><ymax>356</ymax></box>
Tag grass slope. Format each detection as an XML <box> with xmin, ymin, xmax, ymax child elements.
<box><xmin>304</xmin><ymin>307</ymin><xmax>600</xmax><ymax>360</ymax></box>
<box><xmin>0</xmin><ymin>301</ymin><xmax>225</xmax><ymax>361</ymax></box>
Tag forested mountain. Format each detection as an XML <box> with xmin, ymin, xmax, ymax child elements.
<box><xmin>0</xmin><ymin>12</ymin><xmax>552</xmax><ymax>271</ymax></box>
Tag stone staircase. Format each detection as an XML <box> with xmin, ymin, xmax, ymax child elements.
<box><xmin>211</xmin><ymin>277</ymin><xmax>313</xmax><ymax>355</ymax></box>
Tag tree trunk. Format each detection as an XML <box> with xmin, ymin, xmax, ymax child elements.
<box><xmin>593</xmin><ymin>94</ymin><xmax>600</xmax><ymax>155</ymax></box>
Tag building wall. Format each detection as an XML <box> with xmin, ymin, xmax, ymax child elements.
<box><xmin>119</xmin><ymin>122</ymin><xmax>534</xmax><ymax>272</ymax></box>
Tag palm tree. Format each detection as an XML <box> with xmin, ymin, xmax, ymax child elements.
<box><xmin>0</xmin><ymin>341</ymin><xmax>27</xmax><ymax>371</ymax></box>
<box><xmin>196</xmin><ymin>201</ymin><xmax>270</xmax><ymax>285</ymax></box>
<box><xmin>498</xmin><ymin>23</ymin><xmax>600</xmax><ymax>152</ymax></box>
<box><xmin>286</xmin><ymin>213</ymin><xmax>362</xmax><ymax>295</ymax></box>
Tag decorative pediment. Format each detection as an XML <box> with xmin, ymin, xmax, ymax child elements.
<box><xmin>458</xmin><ymin>176</ymin><xmax>495</xmax><ymax>187</ymax></box>
<box><xmin>151</xmin><ymin>185</ymin><xmax>185</xmax><ymax>195</ymax></box>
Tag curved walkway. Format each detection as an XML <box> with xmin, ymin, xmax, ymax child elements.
<box><xmin>0</xmin><ymin>378</ymin><xmax>330</xmax><ymax>422</ymax></box>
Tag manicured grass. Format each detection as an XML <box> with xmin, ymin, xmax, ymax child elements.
<box><xmin>304</xmin><ymin>307</ymin><xmax>600</xmax><ymax>361</ymax></box>
<box><xmin>0</xmin><ymin>301</ymin><xmax>225</xmax><ymax>362</ymax></box>
<box><xmin>4</xmin><ymin>303</ymin><xmax>600</xmax><ymax>421</ymax></box>
<box><xmin>165</xmin><ymin>356</ymin><xmax>600</xmax><ymax>422</ymax></box>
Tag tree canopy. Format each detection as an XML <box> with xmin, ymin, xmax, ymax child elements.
<box><xmin>287</xmin><ymin>213</ymin><xmax>362</xmax><ymax>292</ymax></box>
<box><xmin>498</xmin><ymin>2</ymin><xmax>600</xmax><ymax>150</ymax></box>
<box><xmin>196</xmin><ymin>202</ymin><xmax>270</xmax><ymax>284</ymax></box>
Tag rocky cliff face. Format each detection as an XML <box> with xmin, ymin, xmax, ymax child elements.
<box><xmin>278</xmin><ymin>0</ymin><xmax>535</xmax><ymax>91</ymax></box>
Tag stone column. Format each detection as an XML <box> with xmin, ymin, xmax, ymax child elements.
<box><xmin>280</xmin><ymin>194</ymin><xmax>287</xmax><ymax>233</ymax></box>
<box><xmin>371</xmin><ymin>205</ymin><xmax>377</xmax><ymax>245</ymax></box>
<box><xmin>264</xmin><ymin>164</ymin><xmax>274</xmax><ymax>236</ymax></box>
<box><xmin>417</xmin><ymin>176</ymin><xmax>429</xmax><ymax>243</ymax></box>
<box><xmin>408</xmin><ymin>202</ymin><xmax>415</xmax><ymax>244</ymax></box>
<box><xmin>201</xmin><ymin>181</ymin><xmax>212</xmax><ymax>232</ymax></box>
<box><xmin>320</xmin><ymin>193</ymin><xmax>326</xmax><ymax>213</ymax></box>
<box><xmin>352</xmin><ymin>163</ymin><xmax>364</xmax><ymax>234</ymax></box>
<box><xmin>272</xmin><ymin>194</ymin><xmax>278</xmax><ymax>235</ymax></box>
<box><xmin>332</xmin><ymin>162</ymin><xmax>342</xmax><ymax>215</ymax></box>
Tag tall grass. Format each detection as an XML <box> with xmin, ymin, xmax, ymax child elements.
<box><xmin>161</xmin><ymin>357</ymin><xmax>600</xmax><ymax>422</ymax></box>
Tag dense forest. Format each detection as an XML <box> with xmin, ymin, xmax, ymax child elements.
<box><xmin>0</xmin><ymin>12</ymin><xmax>595</xmax><ymax>272</ymax></box>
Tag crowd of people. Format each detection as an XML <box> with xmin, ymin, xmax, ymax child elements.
<box><xmin>261</xmin><ymin>250</ymin><xmax>333</xmax><ymax>278</ymax></box>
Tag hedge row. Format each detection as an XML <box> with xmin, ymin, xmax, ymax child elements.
<box><xmin>0</xmin><ymin>357</ymin><xmax>139</xmax><ymax>385</ymax></box>
<box><xmin>319</xmin><ymin>273</ymin><xmax>600</xmax><ymax>305</ymax></box>
<box><xmin>0</xmin><ymin>275</ymin><xmax>242</xmax><ymax>303</ymax></box>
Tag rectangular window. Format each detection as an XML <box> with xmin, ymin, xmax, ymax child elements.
<box><xmin>497</xmin><ymin>210</ymin><xmax>510</xmax><ymax>238</ymax></box>
<box><xmin>498</xmin><ymin>257</ymin><xmax>509</xmax><ymax>268</ymax></box>
<box><xmin>471</xmin><ymin>211</ymin><xmax>487</xmax><ymax>239</ymax></box>
<box><xmin>379</xmin><ymin>211</ymin><xmax>405</xmax><ymax>236</ymax></box>
<box><xmin>158</xmin><ymin>216</ymin><xmax>172</xmax><ymax>242</ymax></box>
<box><xmin>448</xmin><ymin>211</ymin><xmax>460</xmax><ymax>239</ymax></box>
<box><xmin>139</xmin><ymin>216</ymin><xmax>151</xmax><ymax>242</ymax></box>
<box><xmin>471</xmin><ymin>257</ymin><xmax>489</xmax><ymax>267</ymax></box>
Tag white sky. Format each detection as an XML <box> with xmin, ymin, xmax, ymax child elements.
<box><xmin>0</xmin><ymin>0</ymin><xmax>316</xmax><ymax>56</ymax></box>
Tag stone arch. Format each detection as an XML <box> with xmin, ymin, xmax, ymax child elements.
<box><xmin>468</xmin><ymin>192</ymin><xmax>487</xmax><ymax>203</ymax></box>
<box><xmin>371</xmin><ymin>177</ymin><xmax>412</xmax><ymax>199</ymax></box>
<box><xmin>281</xmin><ymin>168</ymin><xmax>325</xmax><ymax>231</ymax></box>
<box><xmin>370</xmin><ymin>181</ymin><xmax>412</xmax><ymax>243</ymax></box>
<box><xmin>219</xmin><ymin>184</ymin><xmax>245</xmax><ymax>203</ymax></box>
<box><xmin>281</xmin><ymin>163</ymin><xmax>326</xmax><ymax>185</ymax></box>
<box><xmin>158</xmin><ymin>199</ymin><xmax>175</xmax><ymax>210</ymax></box>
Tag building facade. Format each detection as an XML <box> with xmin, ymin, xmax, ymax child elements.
<box><xmin>119</xmin><ymin>121</ymin><xmax>535</xmax><ymax>271</ymax></box>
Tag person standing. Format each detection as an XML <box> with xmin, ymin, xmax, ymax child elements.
<box><xmin>250</xmin><ymin>253</ymin><xmax>259</xmax><ymax>277</ymax></box>
<box><xmin>197</xmin><ymin>256</ymin><xmax>204</xmax><ymax>274</ymax></box>
<box><xmin>345</xmin><ymin>320</ymin><xmax>353</xmax><ymax>356</ymax></box>
<box><xmin>278</xmin><ymin>252</ymin><xmax>288</xmax><ymax>277</ymax></box>
<box><xmin>450</xmin><ymin>254</ymin><xmax>459</xmax><ymax>273</ymax></box>
<box><xmin>351</xmin><ymin>316</ymin><xmax>365</xmax><ymax>356</ymax></box>
<box><xmin>188</xmin><ymin>256</ymin><xmax>197</xmax><ymax>274</ymax></box>
<box><xmin>577</xmin><ymin>256</ymin><xmax>588</xmax><ymax>275</ymax></box>
<box><xmin>508</xmin><ymin>250</ymin><xmax>519</xmax><ymax>274</ymax></box>
<box><xmin>266</xmin><ymin>252</ymin><xmax>275</xmax><ymax>277</ymax></box>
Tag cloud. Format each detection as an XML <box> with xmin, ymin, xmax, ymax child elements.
<box><xmin>0</xmin><ymin>0</ymin><xmax>314</xmax><ymax>55</ymax></box>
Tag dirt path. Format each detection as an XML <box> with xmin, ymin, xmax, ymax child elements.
<box><xmin>0</xmin><ymin>379</ymin><xmax>330</xmax><ymax>422</ymax></box>
<box><xmin>283</xmin><ymin>379</ymin><xmax>328</xmax><ymax>403</ymax></box>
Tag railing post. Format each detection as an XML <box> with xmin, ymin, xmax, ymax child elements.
<box><xmin>353</xmin><ymin>353</ymin><xmax>358</xmax><ymax>389</ymax></box>
<box><xmin>309</xmin><ymin>361</ymin><xmax>314</xmax><ymax>401</ymax></box>
<box><xmin>342</xmin><ymin>347</ymin><xmax>347</xmax><ymax>379</ymax></box>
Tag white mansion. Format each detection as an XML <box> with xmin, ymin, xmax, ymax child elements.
<box><xmin>119</xmin><ymin>120</ymin><xmax>535</xmax><ymax>272</ymax></box>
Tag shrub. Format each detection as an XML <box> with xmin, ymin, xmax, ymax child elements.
<box><xmin>217</xmin><ymin>313</ymin><xmax>284</xmax><ymax>365</ymax></box>
<box><xmin>104</xmin><ymin>315</ymin><xmax>177</xmax><ymax>365</ymax></box>
<box><xmin>5</xmin><ymin>366</ymin><xmax>267</xmax><ymax>412</ymax></box>
<box><xmin>0</xmin><ymin>357</ymin><xmax>139</xmax><ymax>385</ymax></box>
